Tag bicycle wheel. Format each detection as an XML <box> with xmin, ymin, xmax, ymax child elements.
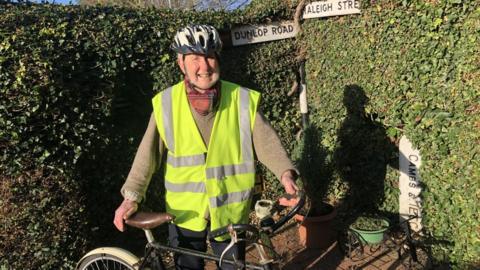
<box><xmin>76</xmin><ymin>247</ymin><xmax>140</xmax><ymax>270</ymax></box>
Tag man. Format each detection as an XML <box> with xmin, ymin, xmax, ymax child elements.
<box><xmin>113</xmin><ymin>24</ymin><xmax>298</xmax><ymax>270</ymax></box>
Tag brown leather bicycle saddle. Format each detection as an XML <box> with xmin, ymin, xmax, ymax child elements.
<box><xmin>125</xmin><ymin>212</ymin><xmax>175</xmax><ymax>230</ymax></box>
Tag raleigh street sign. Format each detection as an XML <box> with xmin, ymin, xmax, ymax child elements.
<box><xmin>303</xmin><ymin>0</ymin><xmax>361</xmax><ymax>19</ymax></box>
<box><xmin>231</xmin><ymin>21</ymin><xmax>298</xmax><ymax>46</ymax></box>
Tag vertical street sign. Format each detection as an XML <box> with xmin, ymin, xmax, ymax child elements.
<box><xmin>399</xmin><ymin>136</ymin><xmax>423</xmax><ymax>232</ymax></box>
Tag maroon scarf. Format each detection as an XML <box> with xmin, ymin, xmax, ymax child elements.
<box><xmin>185</xmin><ymin>78</ymin><xmax>220</xmax><ymax>116</ymax></box>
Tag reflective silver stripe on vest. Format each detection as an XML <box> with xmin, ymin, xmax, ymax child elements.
<box><xmin>206</xmin><ymin>162</ymin><xmax>255</xmax><ymax>180</ymax></box>
<box><xmin>167</xmin><ymin>153</ymin><xmax>205</xmax><ymax>168</ymax></box>
<box><xmin>239</xmin><ymin>87</ymin><xmax>253</xmax><ymax>162</ymax></box>
<box><xmin>162</xmin><ymin>87</ymin><xmax>175</xmax><ymax>152</ymax></box>
<box><xmin>165</xmin><ymin>179</ymin><xmax>206</xmax><ymax>193</ymax></box>
<box><xmin>210</xmin><ymin>189</ymin><xmax>252</xmax><ymax>208</ymax></box>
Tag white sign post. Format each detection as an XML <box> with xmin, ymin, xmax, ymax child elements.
<box><xmin>399</xmin><ymin>136</ymin><xmax>423</xmax><ymax>232</ymax></box>
<box><xmin>231</xmin><ymin>21</ymin><xmax>298</xmax><ymax>46</ymax></box>
<box><xmin>303</xmin><ymin>0</ymin><xmax>361</xmax><ymax>19</ymax></box>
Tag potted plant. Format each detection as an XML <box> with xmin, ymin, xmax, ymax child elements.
<box><xmin>291</xmin><ymin>125</ymin><xmax>336</xmax><ymax>249</ymax></box>
<box><xmin>349</xmin><ymin>216</ymin><xmax>390</xmax><ymax>245</ymax></box>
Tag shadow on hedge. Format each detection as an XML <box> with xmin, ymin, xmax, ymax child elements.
<box><xmin>331</xmin><ymin>85</ymin><xmax>459</xmax><ymax>268</ymax></box>
<box><xmin>334</xmin><ymin>84</ymin><xmax>397</xmax><ymax>221</ymax></box>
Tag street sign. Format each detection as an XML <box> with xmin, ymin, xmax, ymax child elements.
<box><xmin>399</xmin><ymin>136</ymin><xmax>423</xmax><ymax>232</ymax></box>
<box><xmin>303</xmin><ymin>0</ymin><xmax>361</xmax><ymax>19</ymax></box>
<box><xmin>231</xmin><ymin>21</ymin><xmax>298</xmax><ymax>46</ymax></box>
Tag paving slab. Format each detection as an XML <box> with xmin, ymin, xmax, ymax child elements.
<box><xmin>206</xmin><ymin>221</ymin><xmax>428</xmax><ymax>269</ymax></box>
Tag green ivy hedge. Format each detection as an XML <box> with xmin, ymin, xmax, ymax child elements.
<box><xmin>0</xmin><ymin>0</ymin><xmax>478</xmax><ymax>268</ymax></box>
<box><xmin>298</xmin><ymin>0</ymin><xmax>479</xmax><ymax>267</ymax></box>
<box><xmin>0</xmin><ymin>2</ymin><xmax>298</xmax><ymax>268</ymax></box>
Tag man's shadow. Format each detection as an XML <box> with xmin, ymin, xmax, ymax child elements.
<box><xmin>331</xmin><ymin>85</ymin><xmax>455</xmax><ymax>268</ymax></box>
<box><xmin>284</xmin><ymin>85</ymin><xmax>396</xmax><ymax>269</ymax></box>
<box><xmin>334</xmin><ymin>85</ymin><xmax>398</xmax><ymax>222</ymax></box>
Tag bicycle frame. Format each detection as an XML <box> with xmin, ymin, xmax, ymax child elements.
<box><xmin>133</xmin><ymin>193</ymin><xmax>306</xmax><ymax>270</ymax></box>
<box><xmin>76</xmin><ymin>193</ymin><xmax>305</xmax><ymax>270</ymax></box>
<box><xmin>137</xmin><ymin>239</ymin><xmax>271</xmax><ymax>270</ymax></box>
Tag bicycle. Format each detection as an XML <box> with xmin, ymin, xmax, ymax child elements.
<box><xmin>76</xmin><ymin>192</ymin><xmax>305</xmax><ymax>270</ymax></box>
<box><xmin>338</xmin><ymin>214</ymin><xmax>431</xmax><ymax>269</ymax></box>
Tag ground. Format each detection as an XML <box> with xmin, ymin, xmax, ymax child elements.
<box><xmin>204</xmin><ymin>220</ymin><xmax>431</xmax><ymax>270</ymax></box>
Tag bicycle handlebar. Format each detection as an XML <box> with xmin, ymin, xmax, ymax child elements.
<box><xmin>209</xmin><ymin>224</ymin><xmax>259</xmax><ymax>239</ymax></box>
<box><xmin>270</xmin><ymin>191</ymin><xmax>305</xmax><ymax>232</ymax></box>
<box><xmin>209</xmin><ymin>191</ymin><xmax>306</xmax><ymax>239</ymax></box>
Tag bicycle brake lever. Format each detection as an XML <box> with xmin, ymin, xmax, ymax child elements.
<box><xmin>219</xmin><ymin>229</ymin><xmax>237</xmax><ymax>268</ymax></box>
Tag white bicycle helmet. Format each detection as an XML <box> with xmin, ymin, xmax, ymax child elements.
<box><xmin>171</xmin><ymin>24</ymin><xmax>222</xmax><ymax>55</ymax></box>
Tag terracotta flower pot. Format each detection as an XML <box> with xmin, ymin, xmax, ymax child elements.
<box><xmin>295</xmin><ymin>206</ymin><xmax>337</xmax><ymax>249</ymax></box>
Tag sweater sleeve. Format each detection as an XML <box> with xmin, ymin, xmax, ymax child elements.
<box><xmin>121</xmin><ymin>113</ymin><xmax>164</xmax><ymax>202</ymax></box>
<box><xmin>253</xmin><ymin>110</ymin><xmax>296</xmax><ymax>180</ymax></box>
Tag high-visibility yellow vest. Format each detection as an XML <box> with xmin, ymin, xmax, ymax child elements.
<box><xmin>152</xmin><ymin>80</ymin><xmax>260</xmax><ymax>238</ymax></box>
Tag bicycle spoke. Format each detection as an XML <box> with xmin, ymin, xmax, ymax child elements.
<box><xmin>101</xmin><ymin>257</ymin><xmax>110</xmax><ymax>269</ymax></box>
<box><xmin>78</xmin><ymin>254</ymin><xmax>136</xmax><ymax>270</ymax></box>
<box><xmin>94</xmin><ymin>259</ymin><xmax>101</xmax><ymax>270</ymax></box>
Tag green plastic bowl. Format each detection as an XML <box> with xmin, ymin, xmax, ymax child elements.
<box><xmin>349</xmin><ymin>219</ymin><xmax>389</xmax><ymax>245</ymax></box>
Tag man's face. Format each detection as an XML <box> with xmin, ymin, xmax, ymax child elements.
<box><xmin>178</xmin><ymin>53</ymin><xmax>220</xmax><ymax>91</ymax></box>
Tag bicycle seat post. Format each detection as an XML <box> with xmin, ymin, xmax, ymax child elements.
<box><xmin>144</xmin><ymin>229</ymin><xmax>156</xmax><ymax>243</ymax></box>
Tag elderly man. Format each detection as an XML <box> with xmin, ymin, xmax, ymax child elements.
<box><xmin>113</xmin><ymin>24</ymin><xmax>298</xmax><ymax>270</ymax></box>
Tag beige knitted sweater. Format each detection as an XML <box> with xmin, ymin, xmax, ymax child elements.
<box><xmin>121</xmin><ymin>100</ymin><xmax>295</xmax><ymax>203</ymax></box>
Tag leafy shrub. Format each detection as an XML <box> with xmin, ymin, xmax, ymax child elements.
<box><xmin>351</xmin><ymin>216</ymin><xmax>389</xmax><ymax>231</ymax></box>
<box><xmin>299</xmin><ymin>0</ymin><xmax>479</xmax><ymax>267</ymax></box>
<box><xmin>0</xmin><ymin>2</ymin><xmax>297</xmax><ymax>268</ymax></box>
<box><xmin>1</xmin><ymin>0</ymin><xmax>478</xmax><ymax>268</ymax></box>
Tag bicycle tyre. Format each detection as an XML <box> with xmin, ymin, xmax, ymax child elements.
<box><xmin>76</xmin><ymin>247</ymin><xmax>140</xmax><ymax>270</ymax></box>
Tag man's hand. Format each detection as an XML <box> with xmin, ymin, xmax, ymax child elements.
<box><xmin>279</xmin><ymin>169</ymin><xmax>300</xmax><ymax>207</ymax></box>
<box><xmin>280</xmin><ymin>169</ymin><xmax>299</xmax><ymax>194</ymax></box>
<box><xmin>113</xmin><ymin>199</ymin><xmax>138</xmax><ymax>232</ymax></box>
